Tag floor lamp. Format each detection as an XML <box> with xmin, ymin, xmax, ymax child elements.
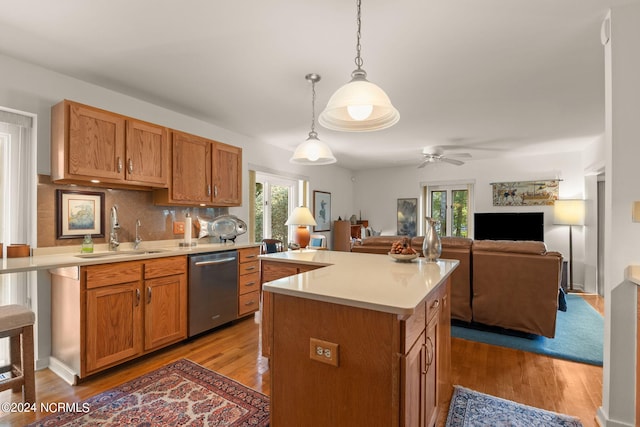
<box><xmin>554</xmin><ymin>199</ymin><xmax>585</xmax><ymax>292</ymax></box>
<box><xmin>285</xmin><ymin>206</ymin><xmax>317</xmax><ymax>249</ymax></box>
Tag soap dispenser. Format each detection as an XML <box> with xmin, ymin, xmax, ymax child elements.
<box><xmin>81</xmin><ymin>234</ymin><xmax>94</xmax><ymax>253</ymax></box>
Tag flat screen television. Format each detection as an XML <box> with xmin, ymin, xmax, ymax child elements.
<box><xmin>474</xmin><ymin>212</ymin><xmax>544</xmax><ymax>242</ymax></box>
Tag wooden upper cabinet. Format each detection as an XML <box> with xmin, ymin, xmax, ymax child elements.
<box><xmin>212</xmin><ymin>142</ymin><xmax>242</xmax><ymax>206</ymax></box>
<box><xmin>154</xmin><ymin>130</ymin><xmax>242</xmax><ymax>207</ymax></box>
<box><xmin>168</xmin><ymin>130</ymin><xmax>212</xmax><ymax>204</ymax></box>
<box><xmin>126</xmin><ymin>119</ymin><xmax>169</xmax><ymax>187</ymax></box>
<box><xmin>51</xmin><ymin>100</ymin><xmax>169</xmax><ymax>189</ymax></box>
<box><xmin>64</xmin><ymin>101</ymin><xmax>125</xmax><ymax>181</ymax></box>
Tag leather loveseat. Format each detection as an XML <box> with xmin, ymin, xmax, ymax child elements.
<box><xmin>352</xmin><ymin>236</ymin><xmax>562</xmax><ymax>338</ymax></box>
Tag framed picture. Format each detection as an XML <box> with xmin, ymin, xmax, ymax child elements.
<box><xmin>491</xmin><ymin>179</ymin><xmax>559</xmax><ymax>206</ymax></box>
<box><xmin>56</xmin><ymin>190</ymin><xmax>105</xmax><ymax>239</ymax></box>
<box><xmin>397</xmin><ymin>198</ymin><xmax>418</xmax><ymax>237</ymax></box>
<box><xmin>313</xmin><ymin>191</ymin><xmax>331</xmax><ymax>232</ymax></box>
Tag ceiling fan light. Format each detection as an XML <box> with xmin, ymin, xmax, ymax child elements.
<box><xmin>319</xmin><ymin>76</ymin><xmax>399</xmax><ymax>132</ymax></box>
<box><xmin>290</xmin><ymin>133</ymin><xmax>337</xmax><ymax>165</ymax></box>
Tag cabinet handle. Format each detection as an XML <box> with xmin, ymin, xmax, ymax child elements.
<box><xmin>117</xmin><ymin>157</ymin><xmax>123</xmax><ymax>173</ymax></box>
<box><xmin>244</xmin><ymin>300</ymin><xmax>256</xmax><ymax>306</ymax></box>
<box><xmin>207</xmin><ymin>184</ymin><xmax>211</xmax><ymax>197</ymax></box>
<box><xmin>425</xmin><ymin>336</ymin><xmax>434</xmax><ymax>370</ymax></box>
<box><xmin>245</xmin><ymin>281</ymin><xmax>256</xmax><ymax>287</ymax></box>
<box><xmin>214</xmin><ymin>185</ymin><xmax>218</xmax><ymax>197</ymax></box>
<box><xmin>147</xmin><ymin>286</ymin><xmax>152</xmax><ymax>304</ymax></box>
<box><xmin>245</xmin><ymin>254</ymin><xmax>257</xmax><ymax>259</ymax></box>
<box><xmin>245</xmin><ymin>266</ymin><xmax>256</xmax><ymax>271</ymax></box>
<box><xmin>128</xmin><ymin>158</ymin><xmax>133</xmax><ymax>174</ymax></box>
<box><xmin>430</xmin><ymin>299</ymin><xmax>440</xmax><ymax>310</ymax></box>
<box><xmin>135</xmin><ymin>288</ymin><xmax>140</xmax><ymax>306</ymax></box>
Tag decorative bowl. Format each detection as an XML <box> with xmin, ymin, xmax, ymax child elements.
<box><xmin>388</xmin><ymin>252</ymin><xmax>418</xmax><ymax>262</ymax></box>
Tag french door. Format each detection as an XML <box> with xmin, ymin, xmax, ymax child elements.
<box><xmin>426</xmin><ymin>184</ymin><xmax>472</xmax><ymax>238</ymax></box>
<box><xmin>254</xmin><ymin>173</ymin><xmax>297</xmax><ymax>245</ymax></box>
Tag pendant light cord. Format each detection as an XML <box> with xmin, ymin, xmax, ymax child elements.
<box><xmin>305</xmin><ymin>73</ymin><xmax>321</xmax><ymax>138</ymax></box>
<box><xmin>354</xmin><ymin>0</ymin><xmax>363</xmax><ymax>71</ymax></box>
<box><xmin>311</xmin><ymin>78</ymin><xmax>316</xmax><ymax>135</ymax></box>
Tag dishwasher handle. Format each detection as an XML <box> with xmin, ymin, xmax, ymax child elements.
<box><xmin>194</xmin><ymin>257</ymin><xmax>237</xmax><ymax>267</ymax></box>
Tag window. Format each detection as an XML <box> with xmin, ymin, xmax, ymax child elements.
<box><xmin>425</xmin><ymin>183</ymin><xmax>473</xmax><ymax>238</ymax></box>
<box><xmin>0</xmin><ymin>107</ymin><xmax>37</xmax><ymax>365</ymax></box>
<box><xmin>254</xmin><ymin>172</ymin><xmax>299</xmax><ymax>245</ymax></box>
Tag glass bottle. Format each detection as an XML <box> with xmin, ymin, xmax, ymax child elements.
<box><xmin>81</xmin><ymin>234</ymin><xmax>94</xmax><ymax>253</ymax></box>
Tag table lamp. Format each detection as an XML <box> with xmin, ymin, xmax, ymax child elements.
<box><xmin>285</xmin><ymin>207</ymin><xmax>317</xmax><ymax>248</ymax></box>
<box><xmin>553</xmin><ymin>199</ymin><xmax>585</xmax><ymax>292</ymax></box>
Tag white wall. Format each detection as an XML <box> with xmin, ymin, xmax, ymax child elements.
<box><xmin>353</xmin><ymin>150</ymin><xmax>588</xmax><ymax>286</ymax></box>
<box><xmin>598</xmin><ymin>5</ymin><xmax>640</xmax><ymax>427</ymax></box>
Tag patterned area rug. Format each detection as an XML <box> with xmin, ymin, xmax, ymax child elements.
<box><xmin>446</xmin><ymin>385</ymin><xmax>583</xmax><ymax>427</ymax></box>
<box><xmin>28</xmin><ymin>359</ymin><xmax>269</xmax><ymax>426</ymax></box>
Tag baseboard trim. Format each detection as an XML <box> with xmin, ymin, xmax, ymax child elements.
<box><xmin>48</xmin><ymin>356</ymin><xmax>79</xmax><ymax>386</ymax></box>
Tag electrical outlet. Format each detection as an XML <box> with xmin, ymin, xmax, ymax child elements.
<box><xmin>309</xmin><ymin>338</ymin><xmax>339</xmax><ymax>367</ymax></box>
<box><xmin>173</xmin><ymin>221</ymin><xmax>185</xmax><ymax>234</ymax></box>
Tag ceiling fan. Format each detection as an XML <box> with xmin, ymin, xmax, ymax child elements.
<box><xmin>417</xmin><ymin>146</ymin><xmax>471</xmax><ymax>168</ymax></box>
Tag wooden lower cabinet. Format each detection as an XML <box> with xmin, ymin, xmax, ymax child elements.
<box><xmin>86</xmin><ymin>281</ymin><xmax>143</xmax><ymax>373</ymax></box>
<box><xmin>238</xmin><ymin>247</ymin><xmax>261</xmax><ymax>317</ymax></box>
<box><xmin>51</xmin><ymin>256</ymin><xmax>187</xmax><ymax>381</ymax></box>
<box><xmin>260</xmin><ymin>260</ymin><xmax>322</xmax><ymax>358</ymax></box>
<box><xmin>266</xmin><ymin>271</ymin><xmax>451</xmax><ymax>426</ymax></box>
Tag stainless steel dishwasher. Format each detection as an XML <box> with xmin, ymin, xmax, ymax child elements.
<box><xmin>188</xmin><ymin>251</ymin><xmax>238</xmax><ymax>337</ymax></box>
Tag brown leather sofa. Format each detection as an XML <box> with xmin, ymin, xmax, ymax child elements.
<box><xmin>471</xmin><ymin>240</ymin><xmax>562</xmax><ymax>338</ymax></box>
<box><xmin>351</xmin><ymin>236</ymin><xmax>562</xmax><ymax>338</ymax></box>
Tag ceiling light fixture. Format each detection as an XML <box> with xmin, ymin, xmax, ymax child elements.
<box><xmin>290</xmin><ymin>73</ymin><xmax>337</xmax><ymax>165</ymax></box>
<box><xmin>319</xmin><ymin>0</ymin><xmax>399</xmax><ymax>132</ymax></box>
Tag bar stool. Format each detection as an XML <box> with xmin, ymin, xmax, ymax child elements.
<box><xmin>0</xmin><ymin>305</ymin><xmax>35</xmax><ymax>403</ymax></box>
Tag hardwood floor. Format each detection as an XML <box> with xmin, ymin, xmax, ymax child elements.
<box><xmin>1</xmin><ymin>298</ymin><xmax>603</xmax><ymax>426</ymax></box>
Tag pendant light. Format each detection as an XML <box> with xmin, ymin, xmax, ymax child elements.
<box><xmin>319</xmin><ymin>0</ymin><xmax>399</xmax><ymax>132</ymax></box>
<box><xmin>290</xmin><ymin>73</ymin><xmax>337</xmax><ymax>165</ymax></box>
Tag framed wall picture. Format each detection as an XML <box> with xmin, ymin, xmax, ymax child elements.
<box><xmin>313</xmin><ymin>191</ymin><xmax>331</xmax><ymax>232</ymax></box>
<box><xmin>56</xmin><ymin>190</ymin><xmax>105</xmax><ymax>239</ymax></box>
<box><xmin>397</xmin><ymin>198</ymin><xmax>418</xmax><ymax>237</ymax></box>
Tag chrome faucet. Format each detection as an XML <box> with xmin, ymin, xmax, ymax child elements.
<box><xmin>109</xmin><ymin>205</ymin><xmax>120</xmax><ymax>251</ymax></box>
<box><xmin>134</xmin><ymin>219</ymin><xmax>142</xmax><ymax>250</ymax></box>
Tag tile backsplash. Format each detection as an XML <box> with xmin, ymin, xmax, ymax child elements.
<box><xmin>37</xmin><ymin>175</ymin><xmax>228</xmax><ymax>248</ymax></box>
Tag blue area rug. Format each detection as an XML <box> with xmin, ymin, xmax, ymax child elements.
<box><xmin>451</xmin><ymin>294</ymin><xmax>603</xmax><ymax>365</ymax></box>
<box><xmin>446</xmin><ymin>385</ymin><xmax>583</xmax><ymax>426</ymax></box>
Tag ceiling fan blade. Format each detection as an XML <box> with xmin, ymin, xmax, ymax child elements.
<box><xmin>417</xmin><ymin>159</ymin><xmax>430</xmax><ymax>169</ymax></box>
<box><xmin>440</xmin><ymin>157</ymin><xmax>464</xmax><ymax>166</ymax></box>
<box><xmin>449</xmin><ymin>152</ymin><xmax>472</xmax><ymax>159</ymax></box>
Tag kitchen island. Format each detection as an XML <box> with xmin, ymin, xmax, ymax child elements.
<box><xmin>260</xmin><ymin>250</ymin><xmax>458</xmax><ymax>427</ymax></box>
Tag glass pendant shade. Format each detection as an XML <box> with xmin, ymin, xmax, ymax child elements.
<box><xmin>290</xmin><ymin>132</ymin><xmax>336</xmax><ymax>165</ymax></box>
<box><xmin>319</xmin><ymin>72</ymin><xmax>400</xmax><ymax>132</ymax></box>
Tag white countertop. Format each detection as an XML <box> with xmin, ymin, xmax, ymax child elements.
<box><xmin>260</xmin><ymin>250</ymin><xmax>459</xmax><ymax>316</ymax></box>
<box><xmin>0</xmin><ymin>240</ymin><xmax>261</xmax><ymax>274</ymax></box>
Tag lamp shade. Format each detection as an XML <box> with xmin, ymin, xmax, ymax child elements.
<box><xmin>319</xmin><ymin>73</ymin><xmax>400</xmax><ymax>132</ymax></box>
<box><xmin>553</xmin><ymin>199</ymin><xmax>585</xmax><ymax>226</ymax></box>
<box><xmin>285</xmin><ymin>206</ymin><xmax>317</xmax><ymax>248</ymax></box>
<box><xmin>290</xmin><ymin>133</ymin><xmax>336</xmax><ymax>165</ymax></box>
<box><xmin>285</xmin><ymin>207</ymin><xmax>317</xmax><ymax>226</ymax></box>
<box><xmin>633</xmin><ymin>201</ymin><xmax>640</xmax><ymax>222</ymax></box>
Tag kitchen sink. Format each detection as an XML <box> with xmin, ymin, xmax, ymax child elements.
<box><xmin>75</xmin><ymin>249</ymin><xmax>169</xmax><ymax>258</ymax></box>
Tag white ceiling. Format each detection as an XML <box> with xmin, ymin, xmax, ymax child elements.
<box><xmin>0</xmin><ymin>0</ymin><xmax>633</xmax><ymax>170</ymax></box>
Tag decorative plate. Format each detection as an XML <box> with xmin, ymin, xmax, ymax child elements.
<box><xmin>388</xmin><ymin>252</ymin><xmax>418</xmax><ymax>262</ymax></box>
<box><xmin>208</xmin><ymin>215</ymin><xmax>247</xmax><ymax>239</ymax></box>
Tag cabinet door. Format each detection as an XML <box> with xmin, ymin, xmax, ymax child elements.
<box><xmin>85</xmin><ymin>282</ymin><xmax>142</xmax><ymax>373</ymax></box>
<box><xmin>212</xmin><ymin>142</ymin><xmax>242</xmax><ymax>206</ymax></box>
<box><xmin>402</xmin><ymin>330</ymin><xmax>426</xmax><ymax>427</ymax></box>
<box><xmin>68</xmin><ymin>102</ymin><xmax>125</xmax><ymax>180</ymax></box>
<box><xmin>126</xmin><ymin>119</ymin><xmax>169</xmax><ymax>187</ymax></box>
<box><xmin>144</xmin><ymin>273</ymin><xmax>187</xmax><ymax>351</ymax></box>
<box><xmin>424</xmin><ymin>315</ymin><xmax>439</xmax><ymax>427</ymax></box>
<box><xmin>171</xmin><ymin>131</ymin><xmax>212</xmax><ymax>203</ymax></box>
